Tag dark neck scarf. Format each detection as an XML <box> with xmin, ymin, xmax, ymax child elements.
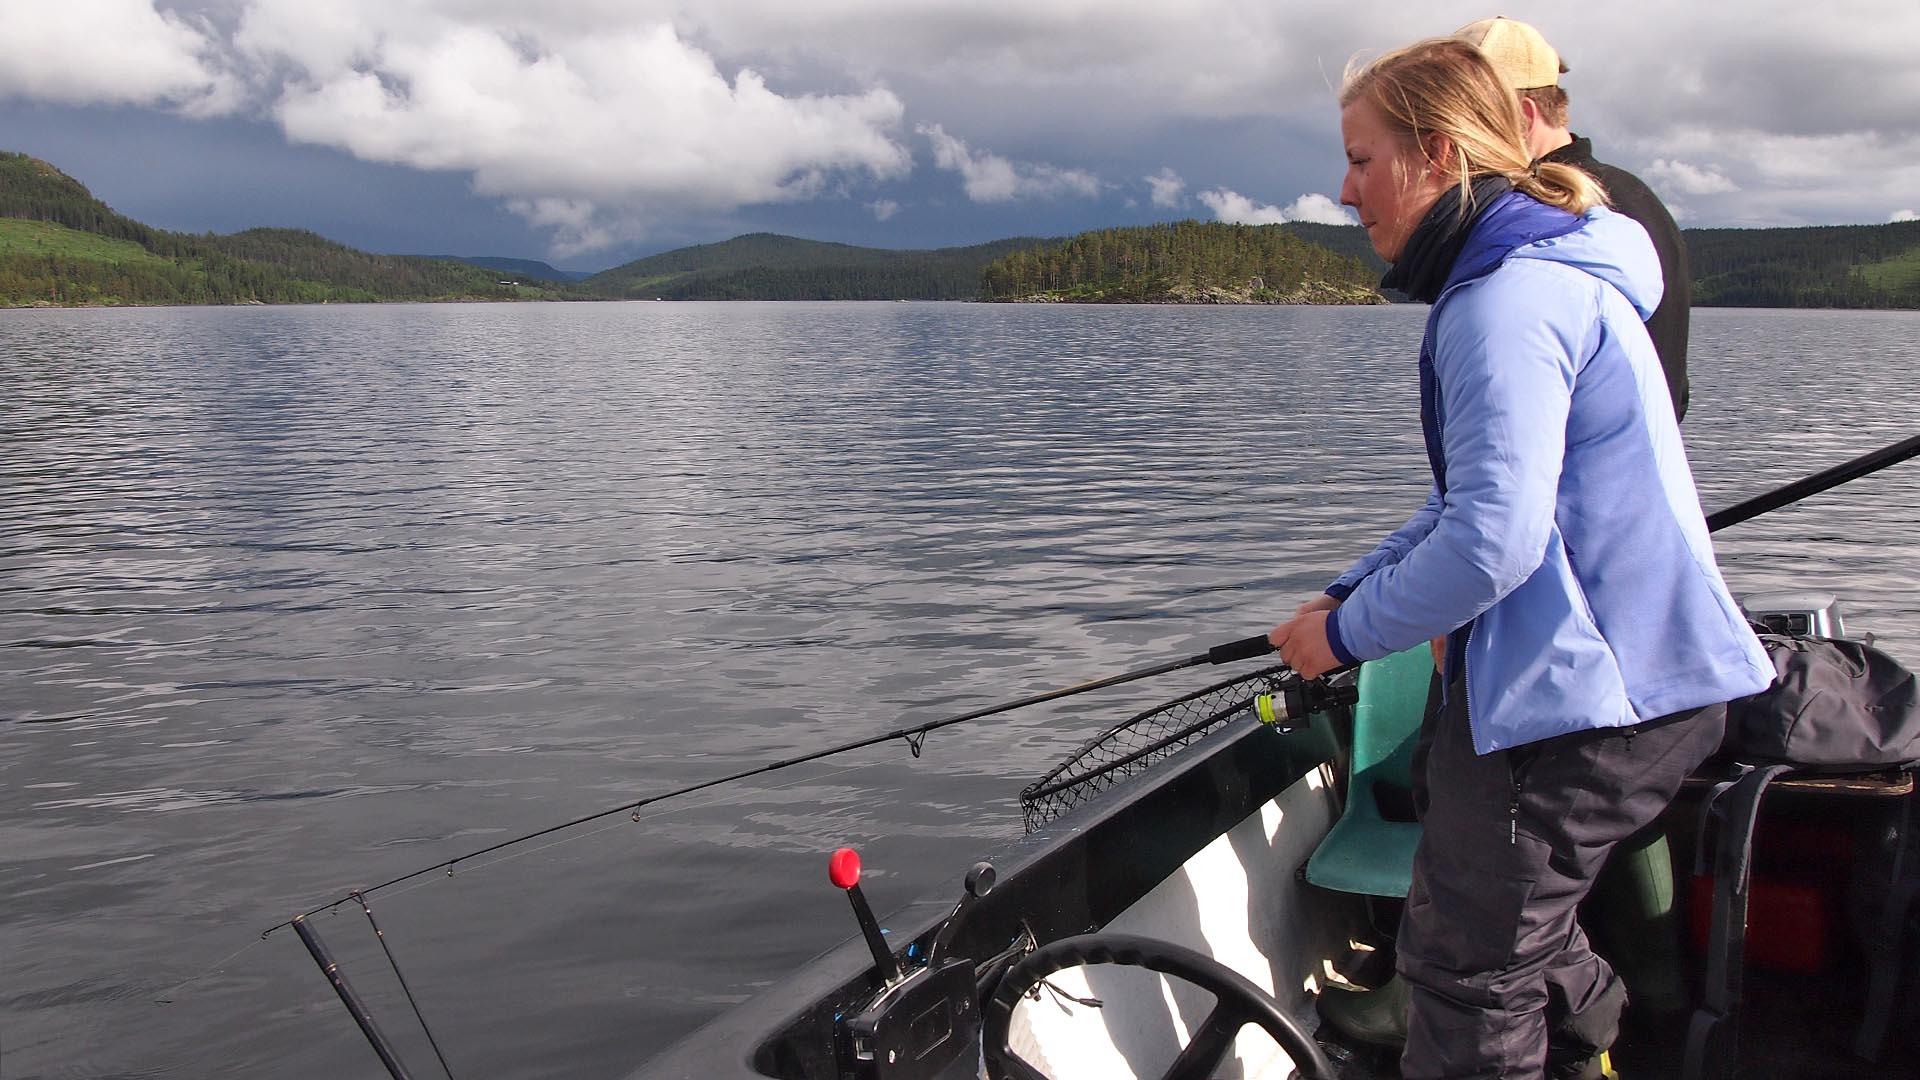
<box><xmin>1380</xmin><ymin>174</ymin><xmax>1514</xmax><ymax>303</ymax></box>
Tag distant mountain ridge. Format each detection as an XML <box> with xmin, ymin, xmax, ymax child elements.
<box><xmin>423</xmin><ymin>256</ymin><xmax>592</xmax><ymax>283</ymax></box>
<box><xmin>5</xmin><ymin>149</ymin><xmax>1919</xmax><ymax>308</ymax></box>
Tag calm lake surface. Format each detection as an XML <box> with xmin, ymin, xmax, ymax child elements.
<box><xmin>3</xmin><ymin>302</ymin><xmax>1916</xmax><ymax>1078</ymax></box>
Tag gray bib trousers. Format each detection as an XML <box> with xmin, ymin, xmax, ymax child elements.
<box><xmin>1396</xmin><ymin>675</ymin><xmax>1725</xmax><ymax>1079</ymax></box>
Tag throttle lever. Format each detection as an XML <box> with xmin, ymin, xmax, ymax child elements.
<box><xmin>829</xmin><ymin>847</ymin><xmax>902</xmax><ymax>984</ymax></box>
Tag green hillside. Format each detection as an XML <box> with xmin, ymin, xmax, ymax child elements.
<box><xmin>0</xmin><ymin>152</ymin><xmax>554</xmax><ymax>306</ymax></box>
<box><xmin>0</xmin><ymin>217</ymin><xmax>175</xmax><ymax>266</ymax></box>
<box><xmin>581</xmin><ymin>232</ymin><xmax>1054</xmax><ymax>300</ymax></box>
<box><xmin>9</xmin><ymin>147</ymin><xmax>1920</xmax><ymax>309</ymax></box>
<box><xmin>1685</xmin><ymin>220</ymin><xmax>1920</xmax><ymax>308</ymax></box>
<box><xmin>1855</xmin><ymin>245</ymin><xmax>1920</xmax><ymax>295</ymax></box>
<box><xmin>979</xmin><ymin>220</ymin><xmax>1384</xmax><ymax>304</ymax></box>
<box><xmin>1280</xmin><ymin>222</ymin><xmax>1387</xmax><ymax>275</ymax></box>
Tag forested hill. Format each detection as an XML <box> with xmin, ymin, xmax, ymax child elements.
<box><xmin>579</xmin><ymin>233</ymin><xmax>1054</xmax><ymax>300</ymax></box>
<box><xmin>979</xmin><ymin>220</ymin><xmax>1384</xmax><ymax>304</ymax></box>
<box><xmin>1279</xmin><ymin>222</ymin><xmax>1389</xmax><ymax>275</ymax></box>
<box><xmin>0</xmin><ymin>153</ymin><xmax>555</xmax><ymax>305</ymax></box>
<box><xmin>1686</xmin><ymin>220</ymin><xmax>1920</xmax><ymax>308</ymax></box>
<box><xmin>7</xmin><ymin>149</ymin><xmax>1920</xmax><ymax>308</ymax></box>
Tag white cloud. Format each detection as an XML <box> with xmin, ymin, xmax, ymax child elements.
<box><xmin>0</xmin><ymin>0</ymin><xmax>238</xmax><ymax>114</ymax></box>
<box><xmin>1198</xmin><ymin>190</ymin><xmax>1287</xmax><ymax>225</ymax></box>
<box><xmin>504</xmin><ymin>197</ymin><xmax>616</xmax><ymax>259</ymax></box>
<box><xmin>6</xmin><ymin>1</ymin><xmax>1920</xmax><ymax>240</ymax></box>
<box><xmin>868</xmin><ymin>198</ymin><xmax>901</xmax><ymax>221</ymax></box>
<box><xmin>1145</xmin><ymin>167</ymin><xmax>1185</xmax><ymax>208</ymax></box>
<box><xmin>1643</xmin><ymin>159</ymin><xmax>1739</xmax><ymax>196</ymax></box>
<box><xmin>1892</xmin><ymin>209</ymin><xmax>1918</xmax><ymax>223</ymax></box>
<box><xmin>917</xmin><ymin>123</ymin><xmax>1099</xmax><ymax>202</ymax></box>
<box><xmin>1276</xmin><ymin>192</ymin><xmax>1354</xmax><ymax>225</ymax></box>
<box><xmin>246</xmin><ymin>15</ymin><xmax>911</xmax><ymax>253</ymax></box>
<box><xmin>1625</xmin><ymin>125</ymin><xmax>1920</xmax><ymax>225</ymax></box>
<box><xmin>1198</xmin><ymin>188</ymin><xmax>1353</xmax><ymax>226</ymax></box>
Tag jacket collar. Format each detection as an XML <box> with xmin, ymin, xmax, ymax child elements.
<box><xmin>1442</xmin><ymin>190</ymin><xmax>1584</xmax><ymax>296</ymax></box>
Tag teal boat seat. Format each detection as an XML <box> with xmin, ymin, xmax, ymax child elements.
<box><xmin>1305</xmin><ymin>645</ymin><xmax>1433</xmax><ymax>898</ymax></box>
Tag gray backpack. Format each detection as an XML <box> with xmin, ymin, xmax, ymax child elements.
<box><xmin>1723</xmin><ymin>633</ymin><xmax>1920</xmax><ymax>771</ymax></box>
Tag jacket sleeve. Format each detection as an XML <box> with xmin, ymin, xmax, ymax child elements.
<box><xmin>1326</xmin><ymin>487</ymin><xmax>1443</xmax><ymax>599</ymax></box>
<box><xmin>1327</xmin><ymin>265</ymin><xmax>1583</xmax><ymax>664</ymax></box>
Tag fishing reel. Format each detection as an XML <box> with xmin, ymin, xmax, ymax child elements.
<box><xmin>831</xmin><ymin>848</ymin><xmax>1002</xmax><ymax>1080</ymax></box>
<box><xmin>1253</xmin><ymin>667</ymin><xmax>1360</xmax><ymax>732</ymax></box>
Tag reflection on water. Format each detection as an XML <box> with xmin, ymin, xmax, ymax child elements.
<box><xmin>1</xmin><ymin>302</ymin><xmax>1915</xmax><ymax>1078</ymax></box>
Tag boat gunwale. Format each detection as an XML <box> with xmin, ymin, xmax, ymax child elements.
<box><xmin>628</xmin><ymin>707</ymin><xmax>1345</xmax><ymax>1079</ymax></box>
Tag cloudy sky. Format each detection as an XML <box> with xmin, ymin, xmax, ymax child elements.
<box><xmin>4</xmin><ymin>0</ymin><xmax>1916</xmax><ymax>270</ymax></box>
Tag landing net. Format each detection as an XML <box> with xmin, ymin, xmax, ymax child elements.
<box><xmin>1019</xmin><ymin>664</ymin><xmax>1294</xmax><ymax>834</ymax></box>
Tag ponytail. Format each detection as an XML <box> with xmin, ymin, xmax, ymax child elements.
<box><xmin>1519</xmin><ymin>160</ymin><xmax>1606</xmax><ymax>213</ymax></box>
<box><xmin>1343</xmin><ymin>39</ymin><xmax>1608</xmax><ymax>216</ymax></box>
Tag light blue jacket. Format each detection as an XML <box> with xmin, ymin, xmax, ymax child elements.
<box><xmin>1323</xmin><ymin>192</ymin><xmax>1772</xmax><ymax>754</ymax></box>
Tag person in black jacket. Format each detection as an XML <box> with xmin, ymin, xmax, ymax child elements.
<box><xmin>1456</xmin><ymin>17</ymin><xmax>1692</xmax><ymax>422</ymax></box>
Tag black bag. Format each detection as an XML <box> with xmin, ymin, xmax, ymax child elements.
<box><xmin>1723</xmin><ymin>633</ymin><xmax>1920</xmax><ymax>771</ymax></box>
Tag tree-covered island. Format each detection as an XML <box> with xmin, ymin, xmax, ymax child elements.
<box><xmin>978</xmin><ymin>220</ymin><xmax>1385</xmax><ymax>304</ymax></box>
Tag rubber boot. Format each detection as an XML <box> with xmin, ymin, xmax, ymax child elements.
<box><xmin>1318</xmin><ymin>972</ymin><xmax>1411</xmax><ymax>1046</ymax></box>
<box><xmin>1589</xmin><ymin>828</ymin><xmax>1689</xmax><ymax>1015</ymax></box>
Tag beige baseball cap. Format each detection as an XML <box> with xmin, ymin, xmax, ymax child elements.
<box><xmin>1454</xmin><ymin>16</ymin><xmax>1569</xmax><ymax>89</ymax></box>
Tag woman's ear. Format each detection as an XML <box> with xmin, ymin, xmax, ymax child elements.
<box><xmin>1421</xmin><ymin>133</ymin><xmax>1456</xmax><ymax>179</ymax></box>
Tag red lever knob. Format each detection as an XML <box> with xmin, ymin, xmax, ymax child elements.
<box><xmin>828</xmin><ymin>847</ymin><xmax>861</xmax><ymax>890</ymax></box>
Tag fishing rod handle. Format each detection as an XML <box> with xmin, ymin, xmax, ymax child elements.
<box><xmin>1207</xmin><ymin>634</ymin><xmax>1276</xmax><ymax>665</ymax></box>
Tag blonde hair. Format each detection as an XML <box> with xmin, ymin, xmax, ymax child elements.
<box><xmin>1341</xmin><ymin>38</ymin><xmax>1605</xmax><ymax>215</ymax></box>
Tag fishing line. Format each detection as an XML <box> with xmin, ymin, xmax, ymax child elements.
<box><xmin>362</xmin><ymin>752</ymin><xmax>903</xmax><ymax>913</ymax></box>
<box><xmin>263</xmin><ymin>633</ymin><xmax>1276</xmax><ymax>938</ymax></box>
<box><xmin>265</xmin><ymin>431</ymin><xmax>1920</xmax><ymax>940</ymax></box>
<box><xmin>152</xmin><ymin>936</ymin><xmax>276</xmax><ymax>1004</ymax></box>
<box><xmin>266</xmin><ymin>432</ymin><xmax>1918</xmax><ymax>1080</ymax></box>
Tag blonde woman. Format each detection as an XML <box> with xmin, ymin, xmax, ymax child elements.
<box><xmin>1267</xmin><ymin>39</ymin><xmax>1771</xmax><ymax>1079</ymax></box>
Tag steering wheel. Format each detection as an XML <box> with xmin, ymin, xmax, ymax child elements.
<box><xmin>982</xmin><ymin>932</ymin><xmax>1337</xmax><ymax>1080</ymax></box>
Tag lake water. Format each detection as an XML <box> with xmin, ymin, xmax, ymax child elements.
<box><xmin>2</xmin><ymin>302</ymin><xmax>1916</xmax><ymax>1079</ymax></box>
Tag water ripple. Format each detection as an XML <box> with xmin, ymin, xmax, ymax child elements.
<box><xmin>1</xmin><ymin>302</ymin><xmax>1915</xmax><ymax>1078</ymax></box>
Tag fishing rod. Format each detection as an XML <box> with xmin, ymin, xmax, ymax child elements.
<box><xmin>267</xmin><ymin>432</ymin><xmax>1920</xmax><ymax>935</ymax></box>
<box><xmin>266</xmin><ymin>633</ymin><xmax>1282</xmax><ymax>1079</ymax></box>
<box><xmin>1706</xmin><ymin>431</ymin><xmax>1920</xmax><ymax>533</ymax></box>
<box><xmin>261</xmin><ymin>632</ymin><xmax>1279</xmax><ymax>937</ymax></box>
<box><xmin>271</xmin><ymin>432</ymin><xmax>1919</xmax><ymax>1078</ymax></box>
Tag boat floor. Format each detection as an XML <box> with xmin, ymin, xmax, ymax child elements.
<box><xmin>1312</xmin><ymin>957</ymin><xmax>1917</xmax><ymax>1079</ymax></box>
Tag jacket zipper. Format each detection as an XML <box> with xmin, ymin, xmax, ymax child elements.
<box><xmin>1429</xmin><ymin>300</ymin><xmax>1509</xmax><ymax>848</ymax></box>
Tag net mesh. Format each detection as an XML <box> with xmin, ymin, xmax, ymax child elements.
<box><xmin>1019</xmin><ymin>664</ymin><xmax>1294</xmax><ymax>834</ymax></box>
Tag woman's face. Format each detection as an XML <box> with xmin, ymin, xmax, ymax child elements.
<box><xmin>1339</xmin><ymin>97</ymin><xmax>1449</xmax><ymax>264</ymax></box>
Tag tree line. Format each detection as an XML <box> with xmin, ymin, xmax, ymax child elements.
<box><xmin>1685</xmin><ymin>221</ymin><xmax>1920</xmax><ymax>308</ymax></box>
<box><xmin>978</xmin><ymin>220</ymin><xmax>1380</xmax><ymax>302</ymax></box>
<box><xmin>580</xmin><ymin>233</ymin><xmax>1051</xmax><ymax>300</ymax></box>
<box><xmin>8</xmin><ymin>149</ymin><xmax>1920</xmax><ymax>309</ymax></box>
